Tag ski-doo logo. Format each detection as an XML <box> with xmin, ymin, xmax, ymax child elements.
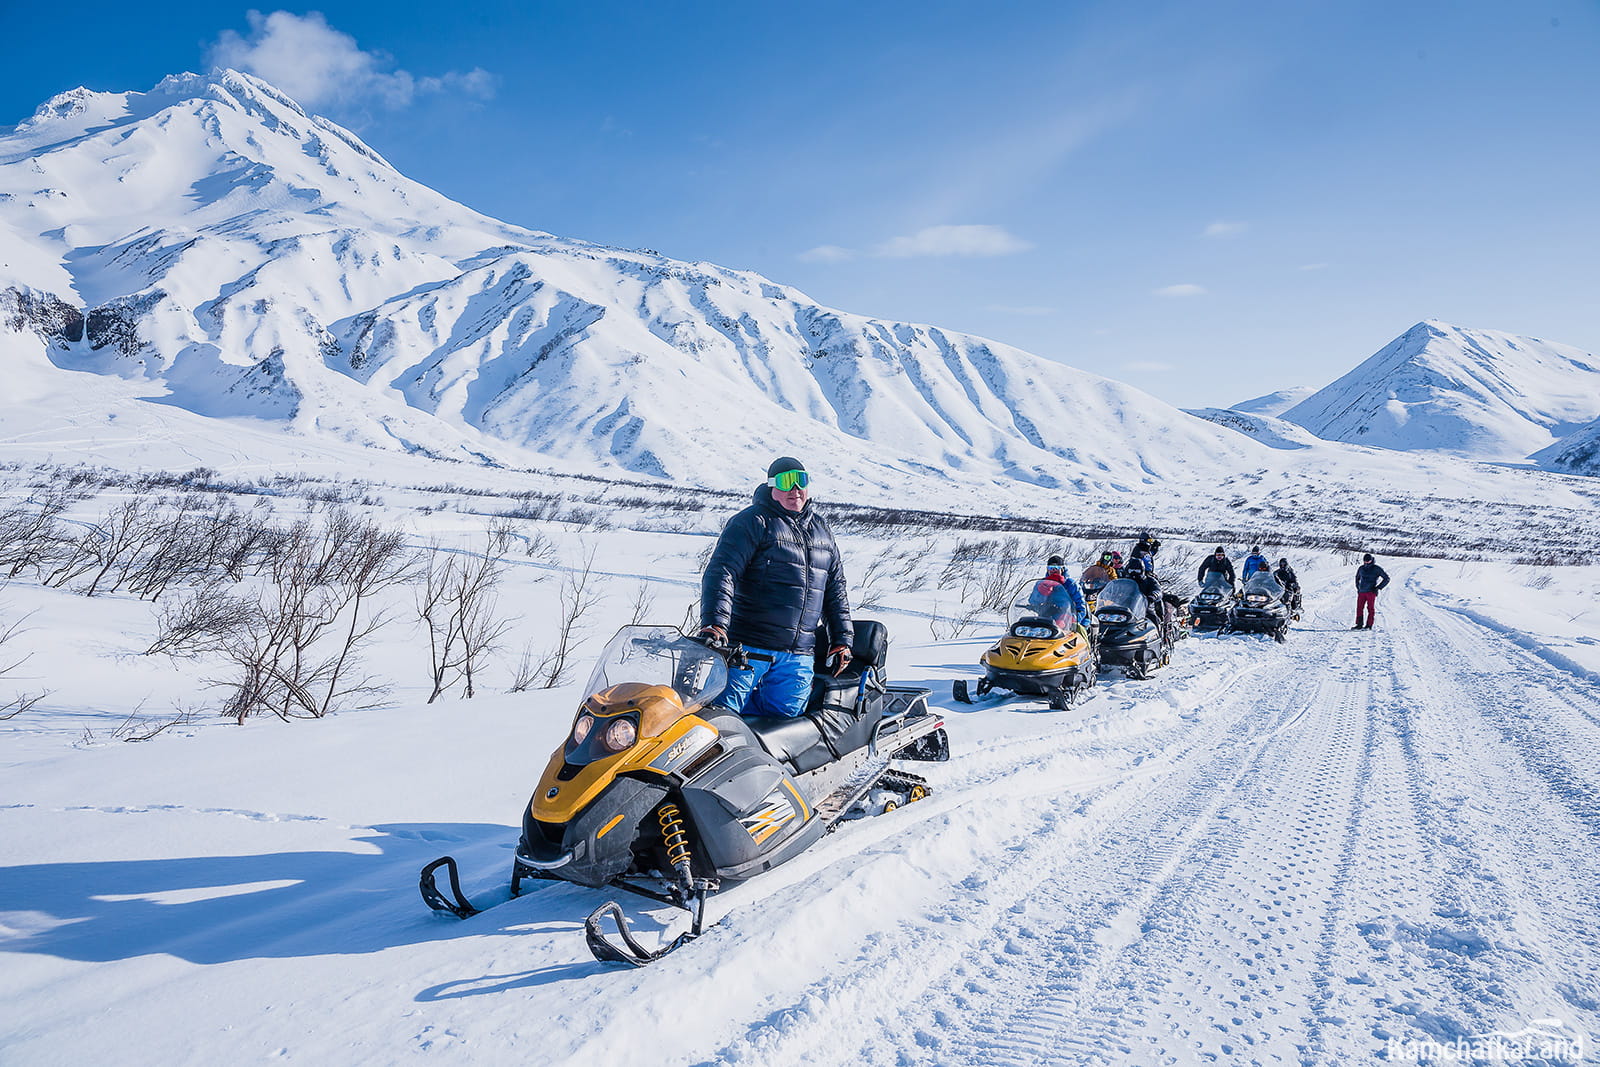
<box><xmin>740</xmin><ymin>788</ymin><xmax>797</xmax><ymax>845</ymax></box>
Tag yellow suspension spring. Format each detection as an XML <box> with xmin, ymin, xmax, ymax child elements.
<box><xmin>658</xmin><ymin>803</ymin><xmax>692</xmax><ymax>872</ymax></box>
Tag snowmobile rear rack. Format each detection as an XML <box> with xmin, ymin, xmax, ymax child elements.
<box><xmin>419</xmin><ymin>856</ymin><xmax>480</xmax><ymax>919</ymax></box>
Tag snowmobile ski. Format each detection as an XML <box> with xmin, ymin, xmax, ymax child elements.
<box><xmin>419</xmin><ymin>855</ymin><xmax>480</xmax><ymax>919</ymax></box>
<box><xmin>583</xmin><ymin>882</ymin><xmax>710</xmax><ymax>967</ymax></box>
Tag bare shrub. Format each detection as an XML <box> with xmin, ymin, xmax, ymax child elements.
<box><xmin>530</xmin><ymin>545</ymin><xmax>605</xmax><ymax>689</ymax></box>
<box><xmin>628</xmin><ymin>582</ymin><xmax>656</xmax><ymax>625</ymax></box>
<box><xmin>0</xmin><ymin>606</ymin><xmax>49</xmax><ymax>719</ymax></box>
<box><xmin>0</xmin><ymin>486</ymin><xmax>78</xmax><ymax>580</ymax></box>
<box><xmin>145</xmin><ymin>587</ymin><xmax>258</xmax><ymax>658</ymax></box>
<box><xmin>213</xmin><ymin>511</ymin><xmax>415</xmax><ymax>722</ymax></box>
<box><xmin>417</xmin><ymin>543</ymin><xmax>513</xmax><ymax>702</ymax></box>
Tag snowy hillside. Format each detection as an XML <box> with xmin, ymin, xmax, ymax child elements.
<box><xmin>1230</xmin><ymin>386</ymin><xmax>1316</xmax><ymax>418</ymax></box>
<box><xmin>0</xmin><ymin>69</ymin><xmax>1270</xmax><ymax>495</ymax></box>
<box><xmin>1281</xmin><ymin>320</ymin><xmax>1600</xmax><ymax>462</ymax></box>
<box><xmin>1534</xmin><ymin>416</ymin><xmax>1600</xmax><ymax>477</ymax></box>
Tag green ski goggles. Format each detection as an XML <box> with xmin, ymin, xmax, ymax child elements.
<box><xmin>768</xmin><ymin>469</ymin><xmax>809</xmax><ymax>491</ymax></box>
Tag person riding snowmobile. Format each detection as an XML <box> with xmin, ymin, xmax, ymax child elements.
<box><xmin>1241</xmin><ymin>546</ymin><xmax>1270</xmax><ymax>580</ymax></box>
<box><xmin>1197</xmin><ymin>547</ymin><xmax>1235</xmax><ymax>586</ymax></box>
<box><xmin>1131</xmin><ymin>531</ymin><xmax>1161</xmax><ymax>561</ymax></box>
<box><xmin>1082</xmin><ymin>555</ymin><xmax>1117</xmax><ymax>584</ymax></box>
<box><xmin>1273</xmin><ymin>558</ymin><xmax>1302</xmax><ymax>616</ymax></box>
<box><xmin>1035</xmin><ymin>556</ymin><xmax>1090</xmax><ymax>643</ymax></box>
<box><xmin>1122</xmin><ymin>558</ymin><xmax>1168</xmax><ymax>635</ymax></box>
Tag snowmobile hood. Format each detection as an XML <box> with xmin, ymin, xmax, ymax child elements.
<box><xmin>982</xmin><ymin>630</ymin><xmax>1090</xmax><ymax>673</ymax></box>
<box><xmin>532</xmin><ymin>711</ymin><xmax>719</xmax><ymax>826</ymax></box>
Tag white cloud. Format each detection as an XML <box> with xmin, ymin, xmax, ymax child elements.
<box><xmin>1203</xmin><ymin>220</ymin><xmax>1248</xmax><ymax>238</ymax></box>
<box><xmin>798</xmin><ymin>245</ymin><xmax>856</xmax><ymax>263</ymax></box>
<box><xmin>1155</xmin><ymin>283</ymin><xmax>1207</xmax><ymax>297</ymax></box>
<box><xmin>209</xmin><ymin>11</ymin><xmax>495</xmax><ymax>111</ymax></box>
<box><xmin>872</xmin><ymin>225</ymin><xmax>1033</xmax><ymax>259</ymax></box>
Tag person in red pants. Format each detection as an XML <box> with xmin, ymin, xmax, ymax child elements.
<box><xmin>1353</xmin><ymin>553</ymin><xmax>1391</xmax><ymax>629</ymax></box>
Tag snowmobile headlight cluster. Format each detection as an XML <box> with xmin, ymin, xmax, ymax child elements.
<box><xmin>1246</xmin><ymin>594</ymin><xmax>1268</xmax><ymax>605</ymax></box>
<box><xmin>1013</xmin><ymin>624</ymin><xmax>1056</xmax><ymax>639</ymax></box>
<box><xmin>602</xmin><ymin>717</ymin><xmax>638</xmax><ymax>752</ymax></box>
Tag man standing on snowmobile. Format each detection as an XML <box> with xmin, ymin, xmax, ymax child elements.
<box><xmin>1197</xmin><ymin>547</ymin><xmax>1235</xmax><ymax>586</ymax></box>
<box><xmin>1241</xmin><ymin>546</ymin><xmax>1270</xmax><ymax>579</ymax></box>
<box><xmin>699</xmin><ymin>457</ymin><xmax>853</xmax><ymax>717</ymax></box>
<box><xmin>1353</xmin><ymin>553</ymin><xmax>1391</xmax><ymax>630</ymax></box>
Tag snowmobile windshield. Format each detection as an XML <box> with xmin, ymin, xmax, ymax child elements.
<box><xmin>582</xmin><ymin>626</ymin><xmax>728</xmax><ymax>710</ymax></box>
<box><xmin>1008</xmin><ymin>579</ymin><xmax>1077</xmax><ymax>632</ymax></box>
<box><xmin>1094</xmin><ymin>578</ymin><xmax>1147</xmax><ymax>623</ymax></box>
<box><xmin>1201</xmin><ymin>571</ymin><xmax>1234</xmax><ymax>593</ymax></box>
<box><xmin>1241</xmin><ymin>573</ymin><xmax>1284</xmax><ymax>600</ymax></box>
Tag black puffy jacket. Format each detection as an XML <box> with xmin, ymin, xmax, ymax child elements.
<box><xmin>700</xmin><ymin>485</ymin><xmax>852</xmax><ymax>654</ymax></box>
<box><xmin>1198</xmin><ymin>555</ymin><xmax>1235</xmax><ymax>584</ymax></box>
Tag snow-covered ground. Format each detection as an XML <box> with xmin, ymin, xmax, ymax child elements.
<box><xmin>4</xmin><ymin>481</ymin><xmax>1596</xmax><ymax>1065</ymax></box>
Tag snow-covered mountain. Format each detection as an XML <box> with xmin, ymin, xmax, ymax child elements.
<box><xmin>0</xmin><ymin>69</ymin><xmax>1270</xmax><ymax>496</ymax></box>
<box><xmin>1533</xmin><ymin>416</ymin><xmax>1600</xmax><ymax>477</ymax></box>
<box><xmin>1230</xmin><ymin>387</ymin><xmax>1316</xmax><ymax>419</ymax></box>
<box><xmin>1281</xmin><ymin>320</ymin><xmax>1600</xmax><ymax>463</ymax></box>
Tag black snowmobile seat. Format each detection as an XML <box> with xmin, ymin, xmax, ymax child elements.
<box><xmin>745</xmin><ymin>620</ymin><xmax>890</xmax><ymax>774</ymax></box>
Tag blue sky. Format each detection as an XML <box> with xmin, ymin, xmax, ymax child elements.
<box><xmin>3</xmin><ymin>0</ymin><xmax>1597</xmax><ymax>408</ymax></box>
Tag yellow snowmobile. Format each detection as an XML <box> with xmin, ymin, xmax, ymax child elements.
<box><xmin>417</xmin><ymin>622</ymin><xmax>948</xmax><ymax>966</ymax></box>
<box><xmin>951</xmin><ymin>579</ymin><xmax>1098</xmax><ymax>710</ymax></box>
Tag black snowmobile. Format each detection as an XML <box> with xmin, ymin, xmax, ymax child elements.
<box><xmin>1221</xmin><ymin>572</ymin><xmax>1292</xmax><ymax>642</ymax></box>
<box><xmin>1093</xmin><ymin>577</ymin><xmax>1170</xmax><ymax>679</ymax></box>
<box><xmin>1189</xmin><ymin>571</ymin><xmax>1236</xmax><ymax>631</ymax></box>
<box><xmin>418</xmin><ymin>621</ymin><xmax>948</xmax><ymax>966</ymax></box>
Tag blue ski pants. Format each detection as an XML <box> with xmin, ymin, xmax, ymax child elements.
<box><xmin>718</xmin><ymin>646</ymin><xmax>814</xmax><ymax>718</ymax></box>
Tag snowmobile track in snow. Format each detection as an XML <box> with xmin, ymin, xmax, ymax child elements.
<box><xmin>684</xmin><ymin>569</ymin><xmax>1600</xmax><ymax>1066</ymax></box>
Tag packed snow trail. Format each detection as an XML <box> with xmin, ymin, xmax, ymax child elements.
<box><xmin>683</xmin><ymin>567</ymin><xmax>1600</xmax><ymax>1066</ymax></box>
<box><xmin>4</xmin><ymin>564</ymin><xmax>1599</xmax><ymax>1065</ymax></box>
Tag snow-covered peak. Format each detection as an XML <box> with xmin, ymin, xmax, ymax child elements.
<box><xmin>1230</xmin><ymin>386</ymin><xmax>1317</xmax><ymax>419</ymax></box>
<box><xmin>1281</xmin><ymin>320</ymin><xmax>1600</xmax><ymax>461</ymax></box>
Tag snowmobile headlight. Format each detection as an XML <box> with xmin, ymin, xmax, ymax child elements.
<box><xmin>602</xmin><ymin>717</ymin><xmax>638</xmax><ymax>753</ymax></box>
<box><xmin>1013</xmin><ymin>624</ymin><xmax>1055</xmax><ymax>639</ymax></box>
<box><xmin>571</xmin><ymin>713</ymin><xmax>595</xmax><ymax>745</ymax></box>
<box><xmin>1246</xmin><ymin>595</ymin><xmax>1268</xmax><ymax>605</ymax></box>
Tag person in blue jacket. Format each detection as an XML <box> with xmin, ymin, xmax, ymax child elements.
<box><xmin>1241</xmin><ymin>546</ymin><xmax>1271</xmax><ymax>580</ymax></box>
<box><xmin>699</xmin><ymin>457</ymin><xmax>853</xmax><ymax>718</ymax></box>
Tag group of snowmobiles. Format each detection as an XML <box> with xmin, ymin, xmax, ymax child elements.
<box><xmin>416</xmin><ymin>539</ymin><xmax>1298</xmax><ymax>967</ymax></box>
<box><xmin>1190</xmin><ymin>570</ymin><xmax>1300</xmax><ymax>643</ymax></box>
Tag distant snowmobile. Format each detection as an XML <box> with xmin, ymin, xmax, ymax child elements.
<box><xmin>1189</xmin><ymin>571</ymin><xmax>1236</xmax><ymax>630</ymax></box>
<box><xmin>952</xmin><ymin>579</ymin><xmax>1097</xmax><ymax>710</ymax></box>
<box><xmin>1093</xmin><ymin>577</ymin><xmax>1171</xmax><ymax>679</ymax></box>
<box><xmin>419</xmin><ymin>622</ymin><xmax>947</xmax><ymax>966</ymax></box>
<box><xmin>1221</xmin><ymin>572</ymin><xmax>1292</xmax><ymax>642</ymax></box>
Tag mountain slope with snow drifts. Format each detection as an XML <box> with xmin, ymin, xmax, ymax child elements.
<box><xmin>1282</xmin><ymin>320</ymin><xmax>1600</xmax><ymax>462</ymax></box>
<box><xmin>0</xmin><ymin>69</ymin><xmax>1270</xmax><ymax>497</ymax></box>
